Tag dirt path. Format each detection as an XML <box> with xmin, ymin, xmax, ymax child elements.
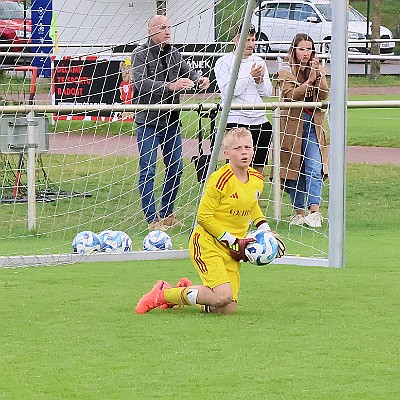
<box><xmin>348</xmin><ymin>86</ymin><xmax>400</xmax><ymax>96</ymax></box>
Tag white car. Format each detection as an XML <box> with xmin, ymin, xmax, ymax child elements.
<box><xmin>251</xmin><ymin>0</ymin><xmax>395</xmax><ymax>54</ymax></box>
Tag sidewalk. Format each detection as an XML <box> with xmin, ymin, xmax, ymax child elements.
<box><xmin>49</xmin><ymin>133</ymin><xmax>400</xmax><ymax>165</ymax></box>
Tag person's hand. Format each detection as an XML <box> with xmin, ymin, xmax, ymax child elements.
<box><xmin>270</xmin><ymin>231</ymin><xmax>285</xmax><ymax>258</ymax></box>
<box><xmin>307</xmin><ymin>57</ymin><xmax>320</xmax><ymax>84</ymax></box>
<box><xmin>198</xmin><ymin>76</ymin><xmax>210</xmax><ymax>90</ymax></box>
<box><xmin>228</xmin><ymin>238</ymin><xmax>256</xmax><ymax>262</ymax></box>
<box><xmin>276</xmin><ymin>237</ymin><xmax>285</xmax><ymax>258</ymax></box>
<box><xmin>168</xmin><ymin>78</ymin><xmax>194</xmax><ymax>91</ymax></box>
<box><xmin>251</xmin><ymin>63</ymin><xmax>265</xmax><ymax>84</ymax></box>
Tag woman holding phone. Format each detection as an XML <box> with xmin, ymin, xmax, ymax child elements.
<box><xmin>277</xmin><ymin>33</ymin><xmax>330</xmax><ymax>228</ymax></box>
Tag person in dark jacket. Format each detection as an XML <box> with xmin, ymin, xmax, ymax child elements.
<box><xmin>132</xmin><ymin>14</ymin><xmax>210</xmax><ymax>231</ymax></box>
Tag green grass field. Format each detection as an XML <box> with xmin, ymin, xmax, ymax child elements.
<box><xmin>1</xmin><ymin>163</ymin><xmax>400</xmax><ymax>399</ymax></box>
<box><xmin>1</xmin><ymin>76</ymin><xmax>399</xmax><ymax>398</ymax></box>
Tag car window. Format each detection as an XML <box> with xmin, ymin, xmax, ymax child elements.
<box><xmin>315</xmin><ymin>4</ymin><xmax>366</xmax><ymax>22</ymax></box>
<box><xmin>0</xmin><ymin>1</ymin><xmax>26</xmax><ymax>20</ymax></box>
<box><xmin>348</xmin><ymin>6</ymin><xmax>366</xmax><ymax>22</ymax></box>
<box><xmin>258</xmin><ymin>3</ymin><xmax>277</xmax><ymax>18</ymax></box>
<box><xmin>314</xmin><ymin>4</ymin><xmax>332</xmax><ymax>21</ymax></box>
<box><xmin>275</xmin><ymin>3</ymin><xmax>290</xmax><ymax>19</ymax></box>
<box><xmin>291</xmin><ymin>4</ymin><xmax>318</xmax><ymax>21</ymax></box>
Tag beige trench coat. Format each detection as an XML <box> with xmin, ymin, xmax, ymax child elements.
<box><xmin>277</xmin><ymin>69</ymin><xmax>330</xmax><ymax>182</ymax></box>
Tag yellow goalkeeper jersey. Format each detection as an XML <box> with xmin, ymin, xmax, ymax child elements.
<box><xmin>196</xmin><ymin>163</ymin><xmax>265</xmax><ymax>239</ymax></box>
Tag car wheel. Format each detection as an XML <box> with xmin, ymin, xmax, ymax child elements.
<box><xmin>256</xmin><ymin>33</ymin><xmax>270</xmax><ymax>54</ymax></box>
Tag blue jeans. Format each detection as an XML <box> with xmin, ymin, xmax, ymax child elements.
<box><xmin>136</xmin><ymin>122</ymin><xmax>183</xmax><ymax>223</ymax></box>
<box><xmin>286</xmin><ymin>112</ymin><xmax>323</xmax><ymax>211</ymax></box>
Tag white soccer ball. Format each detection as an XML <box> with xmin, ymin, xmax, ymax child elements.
<box><xmin>143</xmin><ymin>230</ymin><xmax>172</xmax><ymax>251</ymax></box>
<box><xmin>98</xmin><ymin>230</ymin><xmax>132</xmax><ymax>253</ymax></box>
<box><xmin>244</xmin><ymin>229</ymin><xmax>279</xmax><ymax>266</ymax></box>
<box><xmin>72</xmin><ymin>231</ymin><xmax>101</xmax><ymax>254</ymax></box>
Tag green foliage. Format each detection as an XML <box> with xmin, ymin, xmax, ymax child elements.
<box><xmin>1</xmin><ymin>164</ymin><xmax>400</xmax><ymax>399</ymax></box>
<box><xmin>351</xmin><ymin>0</ymin><xmax>400</xmax><ymax>36</ymax></box>
<box><xmin>215</xmin><ymin>0</ymin><xmax>246</xmax><ymax>42</ymax></box>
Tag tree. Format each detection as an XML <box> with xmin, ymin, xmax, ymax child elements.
<box><xmin>370</xmin><ymin>0</ymin><xmax>381</xmax><ymax>80</ymax></box>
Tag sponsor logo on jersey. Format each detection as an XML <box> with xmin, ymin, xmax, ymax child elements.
<box><xmin>229</xmin><ymin>208</ymin><xmax>252</xmax><ymax>217</ymax></box>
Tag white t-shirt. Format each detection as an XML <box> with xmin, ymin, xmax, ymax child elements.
<box><xmin>214</xmin><ymin>53</ymin><xmax>273</xmax><ymax>125</ymax></box>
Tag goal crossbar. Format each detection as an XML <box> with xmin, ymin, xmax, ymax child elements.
<box><xmin>1</xmin><ymin>100</ymin><xmax>399</xmax><ymax>114</ymax></box>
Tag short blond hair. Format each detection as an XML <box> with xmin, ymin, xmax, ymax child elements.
<box><xmin>222</xmin><ymin>127</ymin><xmax>252</xmax><ymax>149</ymax></box>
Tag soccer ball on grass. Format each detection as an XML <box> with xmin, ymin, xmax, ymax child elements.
<box><xmin>72</xmin><ymin>231</ymin><xmax>101</xmax><ymax>254</ymax></box>
<box><xmin>244</xmin><ymin>229</ymin><xmax>279</xmax><ymax>266</ymax></box>
<box><xmin>143</xmin><ymin>230</ymin><xmax>173</xmax><ymax>251</ymax></box>
<box><xmin>98</xmin><ymin>230</ymin><xmax>132</xmax><ymax>253</ymax></box>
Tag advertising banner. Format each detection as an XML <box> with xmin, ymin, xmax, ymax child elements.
<box><xmin>52</xmin><ymin>46</ymin><xmax>219</xmax><ymax>121</ymax></box>
<box><xmin>31</xmin><ymin>0</ymin><xmax>53</xmax><ymax>77</ymax></box>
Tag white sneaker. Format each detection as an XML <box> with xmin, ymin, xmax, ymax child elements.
<box><xmin>290</xmin><ymin>214</ymin><xmax>306</xmax><ymax>226</ymax></box>
<box><xmin>304</xmin><ymin>212</ymin><xmax>323</xmax><ymax>228</ymax></box>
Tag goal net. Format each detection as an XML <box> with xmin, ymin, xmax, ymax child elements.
<box><xmin>0</xmin><ymin>0</ymin><xmax>331</xmax><ymax>268</ymax></box>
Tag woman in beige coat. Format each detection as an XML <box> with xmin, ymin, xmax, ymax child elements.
<box><xmin>278</xmin><ymin>33</ymin><xmax>329</xmax><ymax>228</ymax></box>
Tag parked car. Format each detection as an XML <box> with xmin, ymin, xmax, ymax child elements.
<box><xmin>251</xmin><ymin>0</ymin><xmax>396</xmax><ymax>55</ymax></box>
<box><xmin>0</xmin><ymin>0</ymin><xmax>31</xmax><ymax>63</ymax></box>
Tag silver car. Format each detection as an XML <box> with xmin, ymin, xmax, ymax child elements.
<box><xmin>251</xmin><ymin>0</ymin><xmax>395</xmax><ymax>54</ymax></box>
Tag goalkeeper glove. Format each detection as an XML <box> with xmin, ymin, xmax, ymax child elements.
<box><xmin>218</xmin><ymin>231</ymin><xmax>255</xmax><ymax>262</ymax></box>
<box><xmin>273</xmin><ymin>235</ymin><xmax>286</xmax><ymax>258</ymax></box>
<box><xmin>228</xmin><ymin>238</ymin><xmax>256</xmax><ymax>262</ymax></box>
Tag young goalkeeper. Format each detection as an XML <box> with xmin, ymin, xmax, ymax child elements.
<box><xmin>135</xmin><ymin>127</ymin><xmax>284</xmax><ymax>315</ymax></box>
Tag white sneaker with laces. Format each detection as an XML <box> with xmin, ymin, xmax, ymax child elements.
<box><xmin>304</xmin><ymin>212</ymin><xmax>323</xmax><ymax>228</ymax></box>
<box><xmin>290</xmin><ymin>214</ymin><xmax>306</xmax><ymax>226</ymax></box>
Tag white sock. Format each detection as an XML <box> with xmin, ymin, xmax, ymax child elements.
<box><xmin>186</xmin><ymin>288</ymin><xmax>198</xmax><ymax>305</ymax></box>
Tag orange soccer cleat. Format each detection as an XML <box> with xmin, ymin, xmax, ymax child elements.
<box><xmin>135</xmin><ymin>280</ymin><xmax>171</xmax><ymax>314</ymax></box>
<box><xmin>175</xmin><ymin>277</ymin><xmax>193</xmax><ymax>288</ymax></box>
